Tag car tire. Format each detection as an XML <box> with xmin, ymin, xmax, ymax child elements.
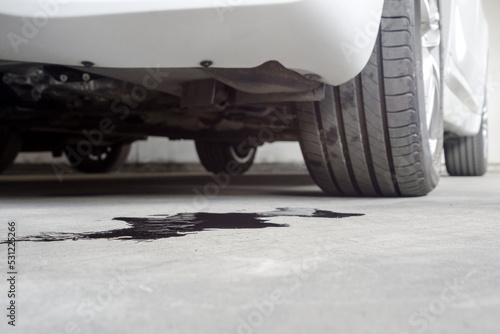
<box><xmin>296</xmin><ymin>0</ymin><xmax>443</xmax><ymax>197</ymax></box>
<box><xmin>195</xmin><ymin>141</ymin><xmax>256</xmax><ymax>175</ymax></box>
<box><xmin>64</xmin><ymin>143</ymin><xmax>131</xmax><ymax>173</ymax></box>
<box><xmin>0</xmin><ymin>128</ymin><xmax>22</xmax><ymax>172</ymax></box>
<box><xmin>444</xmin><ymin>105</ymin><xmax>488</xmax><ymax>176</ymax></box>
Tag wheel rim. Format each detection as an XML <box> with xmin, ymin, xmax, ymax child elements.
<box><xmin>420</xmin><ymin>0</ymin><xmax>441</xmax><ymax>157</ymax></box>
<box><xmin>87</xmin><ymin>146</ymin><xmax>112</xmax><ymax>162</ymax></box>
<box><xmin>229</xmin><ymin>144</ymin><xmax>255</xmax><ymax>164</ymax></box>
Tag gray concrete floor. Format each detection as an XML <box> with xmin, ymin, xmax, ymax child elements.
<box><xmin>1</xmin><ymin>169</ymin><xmax>499</xmax><ymax>334</ymax></box>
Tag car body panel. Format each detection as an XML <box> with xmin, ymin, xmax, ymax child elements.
<box><xmin>0</xmin><ymin>0</ymin><xmax>489</xmax><ymax>137</ymax></box>
<box><xmin>0</xmin><ymin>0</ymin><xmax>384</xmax><ymax>86</ymax></box>
<box><xmin>440</xmin><ymin>0</ymin><xmax>489</xmax><ymax>135</ymax></box>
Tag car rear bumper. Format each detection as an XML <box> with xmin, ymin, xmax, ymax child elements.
<box><xmin>0</xmin><ymin>0</ymin><xmax>384</xmax><ymax>86</ymax></box>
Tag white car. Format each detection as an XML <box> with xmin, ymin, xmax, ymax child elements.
<box><xmin>0</xmin><ymin>0</ymin><xmax>489</xmax><ymax>196</ymax></box>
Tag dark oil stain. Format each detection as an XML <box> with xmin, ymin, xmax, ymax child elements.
<box><xmin>2</xmin><ymin>208</ymin><xmax>363</xmax><ymax>243</ymax></box>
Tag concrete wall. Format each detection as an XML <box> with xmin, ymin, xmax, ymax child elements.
<box><xmin>123</xmin><ymin>139</ymin><xmax>304</xmax><ymax>164</ymax></box>
<box><xmin>15</xmin><ymin>138</ymin><xmax>306</xmax><ymax>164</ymax></box>
<box><xmin>14</xmin><ymin>0</ymin><xmax>500</xmax><ymax>165</ymax></box>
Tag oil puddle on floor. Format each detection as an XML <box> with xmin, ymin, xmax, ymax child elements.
<box><xmin>4</xmin><ymin>208</ymin><xmax>363</xmax><ymax>243</ymax></box>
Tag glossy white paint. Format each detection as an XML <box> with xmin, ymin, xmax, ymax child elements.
<box><xmin>0</xmin><ymin>0</ymin><xmax>489</xmax><ymax>137</ymax></box>
<box><xmin>0</xmin><ymin>0</ymin><xmax>384</xmax><ymax>86</ymax></box>
<box><xmin>10</xmin><ymin>0</ymin><xmax>499</xmax><ymax>166</ymax></box>
<box><xmin>482</xmin><ymin>0</ymin><xmax>500</xmax><ymax>164</ymax></box>
<box><xmin>440</xmin><ymin>0</ymin><xmax>489</xmax><ymax>136</ymax></box>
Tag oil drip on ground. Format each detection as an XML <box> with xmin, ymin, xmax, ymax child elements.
<box><xmin>5</xmin><ymin>208</ymin><xmax>363</xmax><ymax>242</ymax></box>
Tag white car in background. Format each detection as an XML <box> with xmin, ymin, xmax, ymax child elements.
<box><xmin>0</xmin><ymin>0</ymin><xmax>490</xmax><ymax>196</ymax></box>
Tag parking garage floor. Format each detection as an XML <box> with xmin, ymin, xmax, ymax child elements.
<box><xmin>1</xmin><ymin>169</ymin><xmax>499</xmax><ymax>334</ymax></box>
